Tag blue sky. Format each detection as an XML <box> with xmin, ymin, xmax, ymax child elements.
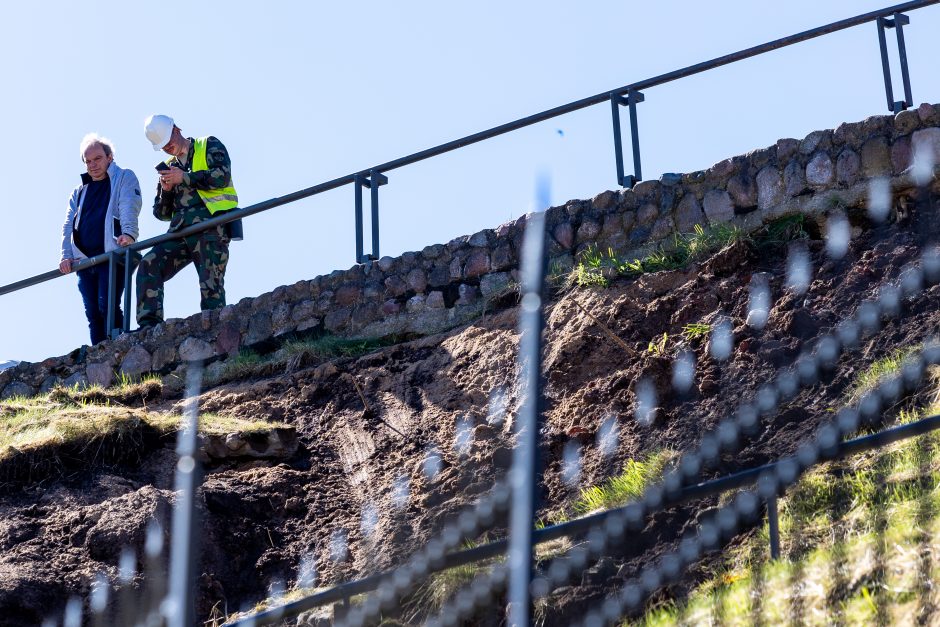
<box><xmin>1</xmin><ymin>1</ymin><xmax>938</xmax><ymax>363</ymax></box>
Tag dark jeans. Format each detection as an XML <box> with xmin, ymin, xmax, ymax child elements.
<box><xmin>77</xmin><ymin>262</ymin><xmax>124</xmax><ymax>345</ymax></box>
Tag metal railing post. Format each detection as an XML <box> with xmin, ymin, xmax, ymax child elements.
<box><xmin>877</xmin><ymin>12</ymin><xmax>913</xmax><ymax>113</ymax></box>
<box><xmin>892</xmin><ymin>13</ymin><xmax>914</xmax><ymax>107</ymax></box>
<box><xmin>610</xmin><ymin>89</ymin><xmax>644</xmax><ymax>188</ymax></box>
<box><xmin>767</xmin><ymin>493</ymin><xmax>781</xmax><ymax>560</ymax></box>
<box><xmin>122</xmin><ymin>248</ymin><xmax>136</xmax><ymax>333</ymax></box>
<box><xmin>627</xmin><ymin>89</ymin><xmax>644</xmax><ymax>186</ymax></box>
<box><xmin>354</xmin><ymin>175</ymin><xmax>366</xmax><ymax>263</ymax></box>
<box><xmin>106</xmin><ymin>251</ymin><xmax>119</xmax><ymax>339</ymax></box>
<box><xmin>369</xmin><ymin>169</ymin><xmax>387</xmax><ymax>261</ymax></box>
<box><xmin>610</xmin><ymin>93</ymin><xmax>626</xmax><ymax>188</ymax></box>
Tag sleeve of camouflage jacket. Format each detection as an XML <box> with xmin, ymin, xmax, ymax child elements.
<box><xmin>184</xmin><ymin>136</ymin><xmax>232</xmax><ymax>190</ymax></box>
<box><xmin>152</xmin><ymin>181</ymin><xmax>173</xmax><ymax>222</ymax></box>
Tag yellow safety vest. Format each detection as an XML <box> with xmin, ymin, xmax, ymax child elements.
<box><xmin>190</xmin><ymin>136</ymin><xmax>238</xmax><ymax>214</ymax></box>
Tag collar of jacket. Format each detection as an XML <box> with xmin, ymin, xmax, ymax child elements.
<box><xmin>79</xmin><ymin>160</ymin><xmax>120</xmax><ymax>185</ymax></box>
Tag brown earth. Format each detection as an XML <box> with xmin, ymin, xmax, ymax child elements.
<box><xmin>1</xmin><ymin>199</ymin><xmax>939</xmax><ymax>626</ymax></box>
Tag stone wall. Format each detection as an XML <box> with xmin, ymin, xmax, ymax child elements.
<box><xmin>3</xmin><ymin>104</ymin><xmax>940</xmax><ymax>399</ymax></box>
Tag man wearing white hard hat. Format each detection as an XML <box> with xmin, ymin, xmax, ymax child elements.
<box><xmin>136</xmin><ymin>114</ymin><xmax>238</xmax><ymax>328</ymax></box>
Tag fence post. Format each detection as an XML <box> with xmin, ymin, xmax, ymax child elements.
<box><xmin>767</xmin><ymin>493</ymin><xmax>781</xmax><ymax>560</ymax></box>
<box><xmin>507</xmin><ymin>182</ymin><xmax>548</xmax><ymax>627</ymax></box>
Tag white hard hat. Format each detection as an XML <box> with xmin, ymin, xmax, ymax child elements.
<box><xmin>144</xmin><ymin>114</ymin><xmax>175</xmax><ymax>151</ymax></box>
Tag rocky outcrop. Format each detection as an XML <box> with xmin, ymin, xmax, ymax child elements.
<box><xmin>3</xmin><ymin>103</ymin><xmax>940</xmax><ymax>399</ymax></box>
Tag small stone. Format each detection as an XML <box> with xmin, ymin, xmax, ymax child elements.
<box><xmin>776</xmin><ymin>138</ymin><xmax>799</xmax><ymax>162</ymax></box>
<box><xmin>426</xmin><ymin>291</ymin><xmax>445</xmax><ymax>309</ymax></box>
<box><xmin>40</xmin><ymin>376</ymin><xmax>61</xmax><ymax>394</ymax></box>
<box><xmin>703</xmin><ymin>190</ymin><xmax>735</xmax><ymax>224</ymax></box>
<box><xmin>860</xmin><ymin>136</ymin><xmax>891</xmax><ymax>178</ymax></box>
<box><xmin>290</xmin><ymin>300</ymin><xmax>317</xmax><ymax>324</ymax></box>
<box><xmin>576</xmin><ymin>219</ymin><xmax>601</xmax><ymax>245</ymax></box>
<box><xmin>468</xmin><ymin>230</ymin><xmax>491</xmax><ymax>247</ymax></box>
<box><xmin>622</xmin><ymin>211</ymin><xmax>636</xmax><ymax>232</ymax></box>
<box><xmin>805</xmin><ymin>152</ymin><xmax>834</xmax><ymax>186</ymax></box>
<box><xmin>836</xmin><ymin>149</ymin><xmax>860</xmax><ymax>186</ymax></box>
<box><xmin>350</xmin><ymin>304</ymin><xmax>379</xmax><ymax>328</ymax></box>
<box><xmin>152</xmin><ymin>344</ymin><xmax>177</xmax><ymax>370</ymax></box>
<box><xmin>1</xmin><ymin>381</ymin><xmax>34</xmax><ymax>399</ymax></box>
<box><xmin>675</xmin><ymin>193</ymin><xmax>705</xmax><ymax>232</ymax></box>
<box><xmin>727</xmin><ymin>174</ymin><xmax>757</xmax><ymax>208</ymax></box>
<box><xmin>246</xmin><ymin>313</ymin><xmax>273</xmax><ymax>345</ymax></box>
<box><xmin>632</xmin><ymin>179</ymin><xmax>660</xmax><ymax>202</ymax></box>
<box><xmin>707</xmin><ymin>158</ymin><xmax>735</xmax><ymax>180</ymax></box>
<box><xmin>912</xmin><ymin>127</ymin><xmax>940</xmax><ymax>167</ymax></box>
<box><xmin>271</xmin><ymin>302</ymin><xmax>293</xmax><ymax>336</ymax></box>
<box><xmin>480</xmin><ymin>272</ymin><xmax>511</xmax><ymax>297</ymax></box>
<box><xmin>406</xmin><ymin>295</ymin><xmax>426</xmax><ymax>312</ymax></box>
<box><xmin>381</xmin><ymin>299</ymin><xmax>401</xmax><ymax>316</ymax></box>
<box><xmin>799</xmin><ymin>130</ymin><xmax>831</xmax><ymax>155</ymax></box>
<box><xmin>62</xmin><ymin>372</ymin><xmax>88</xmax><ymax>389</ymax></box>
<box><xmin>384</xmin><ymin>275</ymin><xmax>408</xmax><ymax>298</ymax></box>
<box><xmin>784</xmin><ymin>159</ymin><xmax>806</xmax><ymax>196</ymax></box>
<box><xmin>449</xmin><ymin>256</ymin><xmax>464</xmax><ymax>281</ymax></box>
<box><xmin>917</xmin><ymin>102</ymin><xmax>940</xmax><ymax>126</ymax></box>
<box><xmin>601</xmin><ymin>214</ymin><xmax>622</xmax><ymax>237</ymax></box>
<box><xmin>894</xmin><ymin>109</ymin><xmax>921</xmax><ymax>135</ymax></box>
<box><xmin>617</xmin><ymin>189</ymin><xmax>638</xmax><ymax>210</ymax></box>
<box><xmin>833</xmin><ymin>121</ymin><xmax>862</xmax><ymax>147</ymax></box>
<box><xmin>463</xmin><ymin>250</ymin><xmax>491</xmax><ymax>278</ymax></box>
<box><xmin>756</xmin><ymin>166</ymin><xmax>784</xmax><ymax>211</ymax></box>
<box><xmin>592</xmin><ymin>190</ymin><xmax>617</xmax><ymax>210</ymax></box>
<box><xmin>179</xmin><ymin>337</ymin><xmax>215</xmax><ymax>363</ymax></box>
<box><xmin>891</xmin><ymin>136</ymin><xmax>912</xmax><ymax>173</ymax></box>
<box><xmin>491</xmin><ymin>245</ymin><xmax>514</xmax><ymax>270</ymax></box>
<box><xmin>87</xmin><ymin>363</ymin><xmax>114</xmax><ymax>388</ymax></box>
<box><xmin>377</xmin><ymin>256</ymin><xmax>396</xmax><ymax>272</ymax></box>
<box><xmin>421</xmin><ymin>244</ymin><xmax>444</xmax><ymax>259</ymax></box>
<box><xmin>406</xmin><ymin>269</ymin><xmax>428</xmax><ymax>293</ymax></box>
<box><xmin>334</xmin><ymin>284</ymin><xmax>362</xmax><ymax>306</ymax></box>
<box><xmin>651</xmin><ymin>216</ymin><xmax>674</xmax><ymax>240</ymax></box>
<box><xmin>428</xmin><ymin>265</ymin><xmax>450</xmax><ymax>288</ymax></box>
<box><xmin>660</xmin><ymin>173</ymin><xmax>682</xmax><ymax>186</ymax></box>
<box><xmin>637</xmin><ymin>204</ymin><xmax>658</xmax><ymax>226</ymax></box>
<box><xmin>553</xmin><ymin>222</ymin><xmax>574</xmax><ymax>249</ymax></box>
<box><xmin>323</xmin><ymin>307</ymin><xmax>352</xmax><ymax>332</ymax></box>
<box><xmin>120</xmin><ymin>345</ymin><xmax>152</xmax><ymax>377</ymax></box>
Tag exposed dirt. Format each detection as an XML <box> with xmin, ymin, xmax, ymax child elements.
<box><xmin>1</xmin><ymin>200</ymin><xmax>939</xmax><ymax>626</ymax></box>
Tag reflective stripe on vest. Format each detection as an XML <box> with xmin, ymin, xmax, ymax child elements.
<box><xmin>192</xmin><ymin>137</ymin><xmax>238</xmax><ymax>214</ymax></box>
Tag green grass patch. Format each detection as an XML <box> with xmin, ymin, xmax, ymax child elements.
<box><xmin>0</xmin><ymin>394</ymin><xmax>286</xmax><ymax>461</ymax></box>
<box><xmin>573</xmin><ymin>449</ymin><xmax>678</xmax><ymax>516</ymax></box>
<box><xmin>753</xmin><ymin>214</ymin><xmax>809</xmax><ymax>249</ymax></box>
<box><xmin>572</xmin><ymin>223</ymin><xmax>749</xmax><ymax>288</ymax></box>
<box><xmin>848</xmin><ymin>346</ymin><xmax>922</xmax><ymax>403</ymax></box>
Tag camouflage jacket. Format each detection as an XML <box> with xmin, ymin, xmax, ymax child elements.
<box><xmin>153</xmin><ymin>135</ymin><xmax>232</xmax><ymax>232</ymax></box>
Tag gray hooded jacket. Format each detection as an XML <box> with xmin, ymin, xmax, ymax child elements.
<box><xmin>61</xmin><ymin>161</ymin><xmax>142</xmax><ymax>261</ymax></box>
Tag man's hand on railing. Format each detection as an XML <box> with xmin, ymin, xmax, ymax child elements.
<box><xmin>116</xmin><ymin>234</ymin><xmax>135</xmax><ymax>247</ymax></box>
<box><xmin>58</xmin><ymin>259</ymin><xmax>74</xmax><ymax>274</ymax></box>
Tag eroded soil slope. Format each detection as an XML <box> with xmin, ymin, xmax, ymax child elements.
<box><xmin>1</xmin><ymin>209</ymin><xmax>939</xmax><ymax>625</ymax></box>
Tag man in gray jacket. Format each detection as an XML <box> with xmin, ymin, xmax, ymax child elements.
<box><xmin>60</xmin><ymin>133</ymin><xmax>142</xmax><ymax>345</ymax></box>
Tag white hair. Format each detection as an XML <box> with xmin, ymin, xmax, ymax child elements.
<box><xmin>79</xmin><ymin>133</ymin><xmax>115</xmax><ymax>162</ymax></box>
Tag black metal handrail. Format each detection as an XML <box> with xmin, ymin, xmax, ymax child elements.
<box><xmin>1</xmin><ymin>1</ymin><xmax>935</xmax><ymax>337</ymax></box>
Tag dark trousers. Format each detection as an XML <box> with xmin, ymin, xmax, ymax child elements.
<box><xmin>77</xmin><ymin>263</ymin><xmax>124</xmax><ymax>345</ymax></box>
